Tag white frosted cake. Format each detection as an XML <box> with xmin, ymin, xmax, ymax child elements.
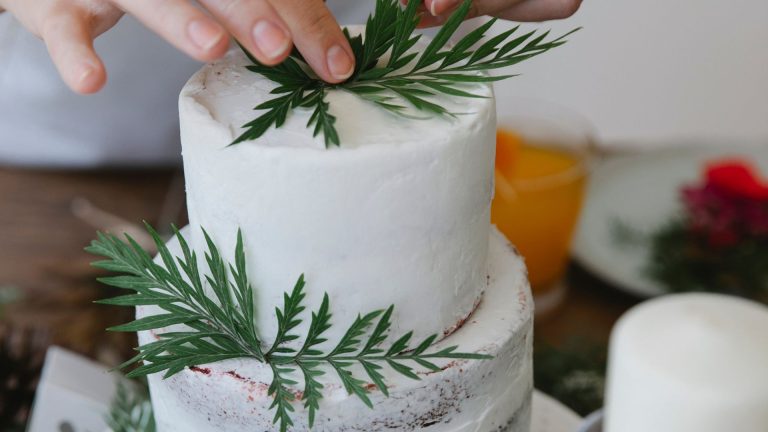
<box><xmin>137</xmin><ymin>41</ymin><xmax>534</xmax><ymax>431</ymax></box>
<box><xmin>604</xmin><ymin>293</ymin><xmax>768</xmax><ymax>432</ymax></box>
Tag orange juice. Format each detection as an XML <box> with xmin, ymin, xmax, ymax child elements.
<box><xmin>491</xmin><ymin>129</ymin><xmax>587</xmax><ymax>290</ymax></box>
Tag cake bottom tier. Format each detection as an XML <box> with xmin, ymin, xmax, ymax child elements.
<box><xmin>138</xmin><ymin>228</ymin><xmax>533</xmax><ymax>432</ymax></box>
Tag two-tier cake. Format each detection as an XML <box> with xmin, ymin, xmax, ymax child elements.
<box><xmin>136</xmin><ymin>40</ymin><xmax>534</xmax><ymax>431</ymax></box>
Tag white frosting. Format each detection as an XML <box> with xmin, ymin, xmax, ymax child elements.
<box><xmin>140</xmin><ymin>227</ymin><xmax>533</xmax><ymax>432</ymax></box>
<box><xmin>604</xmin><ymin>293</ymin><xmax>768</xmax><ymax>432</ymax></box>
<box><xmin>179</xmin><ymin>41</ymin><xmax>496</xmax><ymax>346</ymax></box>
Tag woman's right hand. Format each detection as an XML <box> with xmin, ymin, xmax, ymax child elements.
<box><xmin>0</xmin><ymin>0</ymin><xmax>356</xmax><ymax>94</ymax></box>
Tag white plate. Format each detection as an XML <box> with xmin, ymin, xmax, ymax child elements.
<box><xmin>575</xmin><ymin>410</ymin><xmax>603</xmax><ymax>432</ymax></box>
<box><xmin>572</xmin><ymin>145</ymin><xmax>768</xmax><ymax>298</ymax></box>
<box><xmin>532</xmin><ymin>390</ymin><xmax>582</xmax><ymax>432</ymax></box>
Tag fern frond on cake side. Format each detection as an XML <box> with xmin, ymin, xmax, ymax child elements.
<box><xmin>89</xmin><ymin>224</ymin><xmax>491</xmax><ymax>431</ymax></box>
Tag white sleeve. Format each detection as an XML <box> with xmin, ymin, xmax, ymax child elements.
<box><xmin>0</xmin><ymin>15</ymin><xmax>199</xmax><ymax>168</ymax></box>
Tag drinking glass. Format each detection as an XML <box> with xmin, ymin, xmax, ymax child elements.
<box><xmin>491</xmin><ymin>99</ymin><xmax>595</xmax><ymax>318</ymax></box>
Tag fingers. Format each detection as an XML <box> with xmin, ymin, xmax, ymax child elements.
<box><xmin>40</xmin><ymin>5</ymin><xmax>106</xmax><ymax>94</ymax></box>
<box><xmin>418</xmin><ymin>0</ymin><xmax>581</xmax><ymax>27</ymax></box>
<box><xmin>268</xmin><ymin>0</ymin><xmax>354</xmax><ymax>83</ymax></box>
<box><xmin>423</xmin><ymin>0</ymin><xmax>464</xmax><ymax>16</ymax></box>
<box><xmin>110</xmin><ymin>0</ymin><xmax>229</xmax><ymax>62</ymax></box>
<box><xmin>197</xmin><ymin>0</ymin><xmax>291</xmax><ymax>66</ymax></box>
<box><xmin>493</xmin><ymin>0</ymin><xmax>582</xmax><ymax>21</ymax></box>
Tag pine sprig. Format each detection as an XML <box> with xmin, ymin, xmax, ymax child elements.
<box><xmin>88</xmin><ymin>224</ymin><xmax>264</xmax><ymax>379</ymax></box>
<box><xmin>106</xmin><ymin>381</ymin><xmax>156</xmax><ymax>432</ymax></box>
<box><xmin>89</xmin><ymin>225</ymin><xmax>491</xmax><ymax>431</ymax></box>
<box><xmin>233</xmin><ymin>0</ymin><xmax>578</xmax><ymax>147</ymax></box>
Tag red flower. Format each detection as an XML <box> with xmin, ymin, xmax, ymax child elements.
<box><xmin>681</xmin><ymin>159</ymin><xmax>768</xmax><ymax>247</ymax></box>
<box><xmin>705</xmin><ymin>159</ymin><xmax>768</xmax><ymax>201</ymax></box>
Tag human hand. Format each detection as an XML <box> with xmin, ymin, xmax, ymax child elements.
<box><xmin>0</xmin><ymin>0</ymin><xmax>355</xmax><ymax>94</ymax></box>
<box><xmin>414</xmin><ymin>0</ymin><xmax>582</xmax><ymax>26</ymax></box>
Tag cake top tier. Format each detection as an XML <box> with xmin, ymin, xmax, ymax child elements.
<box><xmin>179</xmin><ymin>31</ymin><xmax>498</xmax><ymax>346</ymax></box>
<box><xmin>187</xmin><ymin>39</ymin><xmax>493</xmax><ymax>150</ymax></box>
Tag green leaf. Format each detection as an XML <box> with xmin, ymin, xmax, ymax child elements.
<box><xmin>428</xmin><ymin>73</ymin><xmax>512</xmax><ymax>82</ymax></box>
<box><xmin>95</xmin><ymin>293</ymin><xmax>174</xmax><ymax>306</ymax></box>
<box><xmin>414</xmin><ymin>0</ymin><xmax>472</xmax><ymax>71</ymax></box>
<box><xmin>360</xmin><ymin>305</ymin><xmax>393</xmax><ymax>355</ymax></box>
<box><xmin>387</xmin><ymin>359</ymin><xmax>421</xmax><ymax>380</ymax></box>
<box><xmin>419</xmin><ymin>80</ymin><xmax>486</xmax><ymax>98</ymax></box>
<box><xmin>441</xmin><ymin>19</ymin><xmax>498</xmax><ymax>67</ymax></box>
<box><xmin>304</xmin><ymin>88</ymin><xmax>340</xmax><ymax>147</ymax></box>
<box><xmin>97</xmin><ymin>275</ymin><xmax>159</xmax><ymax>290</ymax></box>
<box><xmin>268</xmin><ymin>274</ymin><xmax>307</xmax><ymax>355</ymax></box>
<box><xmin>386</xmin><ymin>331</ymin><xmax>413</xmax><ymax>356</ymax></box>
<box><xmin>361</xmin><ymin>360</ymin><xmax>389</xmax><ymax>396</ymax></box>
<box><xmin>329</xmin><ymin>310</ymin><xmax>382</xmax><ymax>357</ymax></box>
<box><xmin>468</xmin><ymin>27</ymin><xmax>517</xmax><ymax>65</ymax></box>
<box><xmin>108</xmin><ymin>314</ymin><xmax>196</xmax><ymax>332</ymax></box>
<box><xmin>330</xmin><ymin>360</ymin><xmax>373</xmax><ymax>408</ymax></box>
<box><xmin>412</xmin><ymin>334</ymin><xmax>438</xmax><ymax>355</ymax></box>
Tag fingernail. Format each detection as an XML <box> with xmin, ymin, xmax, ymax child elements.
<box><xmin>252</xmin><ymin>20</ymin><xmax>290</xmax><ymax>60</ymax></box>
<box><xmin>75</xmin><ymin>62</ymin><xmax>100</xmax><ymax>90</ymax></box>
<box><xmin>78</xmin><ymin>65</ymin><xmax>95</xmax><ymax>86</ymax></box>
<box><xmin>327</xmin><ymin>44</ymin><xmax>354</xmax><ymax>81</ymax></box>
<box><xmin>430</xmin><ymin>0</ymin><xmax>460</xmax><ymax>16</ymax></box>
<box><xmin>188</xmin><ymin>19</ymin><xmax>224</xmax><ymax>52</ymax></box>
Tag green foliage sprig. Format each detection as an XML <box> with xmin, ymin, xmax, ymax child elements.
<box><xmin>233</xmin><ymin>0</ymin><xmax>578</xmax><ymax>147</ymax></box>
<box><xmin>613</xmin><ymin>219</ymin><xmax>768</xmax><ymax>303</ymax></box>
<box><xmin>106</xmin><ymin>381</ymin><xmax>156</xmax><ymax>432</ymax></box>
<box><xmin>88</xmin><ymin>224</ymin><xmax>490</xmax><ymax>431</ymax></box>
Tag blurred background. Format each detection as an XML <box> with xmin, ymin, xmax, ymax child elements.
<box><xmin>1</xmin><ymin>0</ymin><xmax>767</xmax><ymax>430</ymax></box>
<box><xmin>496</xmin><ymin>0</ymin><xmax>768</xmax><ymax>147</ymax></box>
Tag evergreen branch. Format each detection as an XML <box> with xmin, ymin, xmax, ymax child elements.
<box><xmin>91</xmin><ymin>225</ymin><xmax>491</xmax><ymax>430</ymax></box>
<box><xmin>231</xmin><ymin>85</ymin><xmax>312</xmax><ymax>145</ymax></box>
<box><xmin>106</xmin><ymin>380</ymin><xmax>156</xmax><ymax>432</ymax></box>
<box><xmin>233</xmin><ymin>0</ymin><xmax>578</xmax><ymax>147</ymax></box>
<box><xmin>303</xmin><ymin>87</ymin><xmax>339</xmax><ymax>148</ymax></box>
<box><xmin>87</xmin><ymin>224</ymin><xmax>265</xmax><ymax>378</ymax></box>
<box><xmin>268</xmin><ymin>363</ymin><xmax>297</xmax><ymax>432</ymax></box>
<box><xmin>265</xmin><ymin>282</ymin><xmax>492</xmax><ymax>424</ymax></box>
<box><xmin>268</xmin><ymin>274</ymin><xmax>307</xmax><ymax>356</ymax></box>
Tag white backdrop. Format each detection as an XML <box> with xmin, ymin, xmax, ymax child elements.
<box><xmin>493</xmin><ymin>0</ymin><xmax>768</xmax><ymax>148</ymax></box>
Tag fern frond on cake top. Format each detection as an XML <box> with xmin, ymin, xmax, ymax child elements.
<box><xmin>233</xmin><ymin>0</ymin><xmax>579</xmax><ymax>147</ymax></box>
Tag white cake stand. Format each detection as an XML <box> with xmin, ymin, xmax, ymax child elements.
<box><xmin>531</xmin><ymin>390</ymin><xmax>583</xmax><ymax>432</ymax></box>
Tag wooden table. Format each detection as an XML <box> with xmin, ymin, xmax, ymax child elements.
<box><xmin>0</xmin><ymin>166</ymin><xmax>641</xmax><ymax>417</ymax></box>
<box><xmin>0</xmin><ymin>167</ymin><xmax>185</xmax><ymax>360</ymax></box>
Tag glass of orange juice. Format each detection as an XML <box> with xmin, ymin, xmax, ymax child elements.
<box><xmin>492</xmin><ymin>99</ymin><xmax>594</xmax><ymax>318</ymax></box>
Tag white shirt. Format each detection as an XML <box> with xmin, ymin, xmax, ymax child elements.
<box><xmin>0</xmin><ymin>1</ymin><xmax>374</xmax><ymax>167</ymax></box>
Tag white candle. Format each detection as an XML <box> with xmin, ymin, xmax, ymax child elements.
<box><xmin>604</xmin><ymin>293</ymin><xmax>768</xmax><ymax>432</ymax></box>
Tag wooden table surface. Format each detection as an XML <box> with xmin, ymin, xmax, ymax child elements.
<box><xmin>0</xmin><ymin>167</ymin><xmax>186</xmax><ymax>360</ymax></box>
<box><xmin>0</xmin><ymin>166</ymin><xmax>641</xmax><ymax>407</ymax></box>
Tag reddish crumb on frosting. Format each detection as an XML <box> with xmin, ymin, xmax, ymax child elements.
<box><xmin>443</xmin><ymin>298</ymin><xmax>482</xmax><ymax>337</ymax></box>
<box><xmin>225</xmin><ymin>370</ymin><xmax>247</xmax><ymax>381</ymax></box>
<box><xmin>190</xmin><ymin>366</ymin><xmax>211</xmax><ymax>375</ymax></box>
